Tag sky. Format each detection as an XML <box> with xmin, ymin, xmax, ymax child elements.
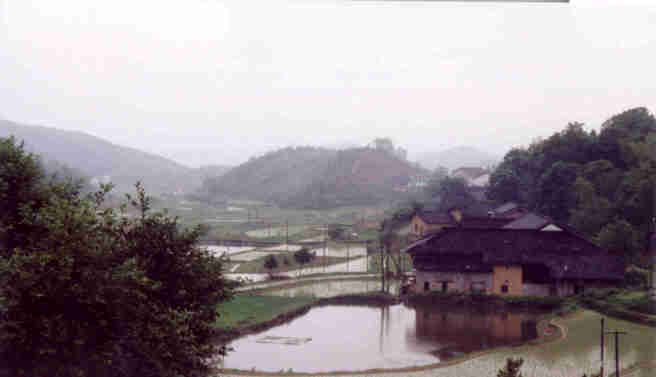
<box><xmin>1</xmin><ymin>0</ymin><xmax>655</xmax><ymax>167</ymax></box>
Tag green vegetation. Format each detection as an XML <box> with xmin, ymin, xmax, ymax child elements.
<box><xmin>487</xmin><ymin>107</ymin><xmax>656</xmax><ymax>263</ymax></box>
<box><xmin>0</xmin><ymin>137</ymin><xmax>233</xmax><ymax>377</ymax></box>
<box><xmin>233</xmin><ymin>251</ymin><xmax>345</xmax><ymax>274</ymax></box>
<box><xmin>199</xmin><ymin>143</ymin><xmax>426</xmax><ymax>209</ymax></box>
<box><xmin>580</xmin><ymin>289</ymin><xmax>656</xmax><ymax>323</ymax></box>
<box><xmin>214</xmin><ymin>294</ymin><xmax>317</xmax><ymax>329</ymax></box>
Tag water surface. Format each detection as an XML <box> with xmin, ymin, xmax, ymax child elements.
<box><xmin>220</xmin><ymin>304</ymin><xmax>541</xmax><ymax>372</ymax></box>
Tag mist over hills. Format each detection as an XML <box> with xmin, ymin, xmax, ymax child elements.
<box><xmin>201</xmin><ymin>145</ymin><xmax>427</xmax><ymax>208</ymax></box>
<box><xmin>0</xmin><ymin>119</ymin><xmax>230</xmax><ymax>195</ymax></box>
<box><xmin>416</xmin><ymin>146</ymin><xmax>498</xmax><ymax>171</ymax></box>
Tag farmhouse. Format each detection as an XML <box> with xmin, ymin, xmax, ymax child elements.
<box><xmin>406</xmin><ymin>227</ymin><xmax>624</xmax><ymax>297</ymax></box>
<box><xmin>410</xmin><ymin>208</ymin><xmax>514</xmax><ymax>237</ymax></box>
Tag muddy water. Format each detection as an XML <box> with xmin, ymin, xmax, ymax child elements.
<box><xmin>220</xmin><ymin>304</ymin><xmax>542</xmax><ymax>373</ymax></box>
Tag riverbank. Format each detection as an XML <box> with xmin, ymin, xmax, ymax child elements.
<box><xmin>579</xmin><ymin>289</ymin><xmax>656</xmax><ymax>327</ymax></box>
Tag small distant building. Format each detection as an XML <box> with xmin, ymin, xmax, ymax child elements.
<box><xmin>406</xmin><ymin>228</ymin><xmax>623</xmax><ymax>297</ymax></box>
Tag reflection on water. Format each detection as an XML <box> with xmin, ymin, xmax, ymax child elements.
<box><xmin>219</xmin><ymin>304</ymin><xmax>541</xmax><ymax>372</ymax></box>
<box><xmin>414</xmin><ymin>307</ymin><xmax>538</xmax><ymax>360</ymax></box>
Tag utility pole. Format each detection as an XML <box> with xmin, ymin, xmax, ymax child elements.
<box><xmin>323</xmin><ymin>223</ymin><xmax>327</xmax><ymax>273</ymax></box>
<box><xmin>346</xmin><ymin>241</ymin><xmax>350</xmax><ymax>273</ymax></box>
<box><xmin>600</xmin><ymin>318</ymin><xmax>605</xmax><ymax>377</ymax></box>
<box><xmin>605</xmin><ymin>330</ymin><xmax>627</xmax><ymax>377</ymax></box>
<box><xmin>286</xmin><ymin>219</ymin><xmax>289</xmax><ymax>252</ymax></box>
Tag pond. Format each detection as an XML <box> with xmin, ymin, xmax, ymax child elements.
<box><xmin>219</xmin><ymin>304</ymin><xmax>543</xmax><ymax>373</ymax></box>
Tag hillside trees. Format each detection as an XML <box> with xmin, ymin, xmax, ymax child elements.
<box><xmin>487</xmin><ymin>107</ymin><xmax>656</xmax><ymax>261</ymax></box>
<box><xmin>0</xmin><ymin>137</ymin><xmax>233</xmax><ymax>377</ymax></box>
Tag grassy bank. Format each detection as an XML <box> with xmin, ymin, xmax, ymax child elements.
<box><xmin>215</xmin><ymin>294</ymin><xmax>317</xmax><ymax>330</ymax></box>
<box><xmin>579</xmin><ymin>288</ymin><xmax>656</xmax><ymax>326</ymax></box>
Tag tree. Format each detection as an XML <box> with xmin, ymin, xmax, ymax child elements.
<box><xmin>293</xmin><ymin>247</ymin><xmax>315</xmax><ymax>274</ymax></box>
<box><xmin>264</xmin><ymin>254</ymin><xmax>279</xmax><ymax>276</ymax></box>
<box><xmin>0</xmin><ymin>137</ymin><xmax>234</xmax><ymax>377</ymax></box>
<box><xmin>497</xmin><ymin>358</ymin><xmax>523</xmax><ymax>377</ymax></box>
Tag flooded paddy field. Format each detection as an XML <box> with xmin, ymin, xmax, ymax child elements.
<box><xmin>219</xmin><ymin>304</ymin><xmax>543</xmax><ymax>373</ymax></box>
<box><xmin>219</xmin><ymin>278</ymin><xmax>656</xmax><ymax>376</ymax></box>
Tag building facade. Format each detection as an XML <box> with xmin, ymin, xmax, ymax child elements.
<box><xmin>407</xmin><ymin>228</ymin><xmax>624</xmax><ymax>297</ymax></box>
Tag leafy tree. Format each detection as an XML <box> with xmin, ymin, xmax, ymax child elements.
<box><xmin>264</xmin><ymin>254</ymin><xmax>279</xmax><ymax>276</ymax></box>
<box><xmin>487</xmin><ymin>107</ymin><xmax>656</xmax><ymax>261</ymax></box>
<box><xmin>0</xmin><ymin>137</ymin><xmax>233</xmax><ymax>377</ymax></box>
<box><xmin>598</xmin><ymin>219</ymin><xmax>640</xmax><ymax>260</ymax></box>
<box><xmin>293</xmin><ymin>248</ymin><xmax>315</xmax><ymax>272</ymax></box>
<box><xmin>497</xmin><ymin>358</ymin><xmax>523</xmax><ymax>377</ymax></box>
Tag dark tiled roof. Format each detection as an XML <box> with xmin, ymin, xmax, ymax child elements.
<box><xmin>502</xmin><ymin>213</ymin><xmax>552</xmax><ymax>230</ymax></box>
<box><xmin>407</xmin><ymin>228</ymin><xmax>623</xmax><ymax>281</ymax></box>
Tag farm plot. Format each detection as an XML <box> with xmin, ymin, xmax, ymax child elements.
<box><xmin>257</xmin><ymin>244</ymin><xmax>304</xmax><ymax>252</ymax></box>
<box><xmin>246</xmin><ymin>225</ymin><xmax>311</xmax><ymax>238</ymax></box>
<box><xmin>202</xmin><ymin>245</ymin><xmax>254</xmax><ymax>257</ymax></box>
<box><xmin>308</xmin><ymin>246</ymin><xmax>367</xmax><ymax>258</ymax></box>
<box><xmin>229</xmin><ymin>251</ymin><xmax>272</xmax><ymax>262</ymax></box>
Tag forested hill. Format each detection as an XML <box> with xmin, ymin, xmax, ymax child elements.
<box><xmin>201</xmin><ymin>146</ymin><xmax>427</xmax><ymax>208</ymax></box>
<box><xmin>0</xmin><ymin>119</ymin><xmax>227</xmax><ymax>195</ymax></box>
<box><xmin>487</xmin><ymin>107</ymin><xmax>656</xmax><ymax>262</ymax></box>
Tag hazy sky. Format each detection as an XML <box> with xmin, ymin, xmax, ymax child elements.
<box><xmin>1</xmin><ymin>0</ymin><xmax>655</xmax><ymax>167</ymax></box>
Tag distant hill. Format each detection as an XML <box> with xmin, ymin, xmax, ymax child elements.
<box><xmin>202</xmin><ymin>146</ymin><xmax>427</xmax><ymax>208</ymax></box>
<box><xmin>0</xmin><ymin>119</ymin><xmax>229</xmax><ymax>195</ymax></box>
<box><xmin>416</xmin><ymin>146</ymin><xmax>498</xmax><ymax>171</ymax></box>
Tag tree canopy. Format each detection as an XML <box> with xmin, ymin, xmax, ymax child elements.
<box><xmin>487</xmin><ymin>107</ymin><xmax>656</xmax><ymax>261</ymax></box>
<box><xmin>0</xmin><ymin>136</ymin><xmax>233</xmax><ymax>377</ymax></box>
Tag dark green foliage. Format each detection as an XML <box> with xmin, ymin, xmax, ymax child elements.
<box><xmin>487</xmin><ymin>107</ymin><xmax>656</xmax><ymax>260</ymax></box>
<box><xmin>264</xmin><ymin>254</ymin><xmax>279</xmax><ymax>274</ymax></box>
<box><xmin>623</xmin><ymin>269</ymin><xmax>648</xmax><ymax>288</ymax></box>
<box><xmin>425</xmin><ymin>175</ymin><xmax>476</xmax><ymax>211</ymax></box>
<box><xmin>0</xmin><ymin>137</ymin><xmax>233</xmax><ymax>377</ymax></box>
<box><xmin>293</xmin><ymin>247</ymin><xmax>315</xmax><ymax>266</ymax></box>
<box><xmin>497</xmin><ymin>358</ymin><xmax>523</xmax><ymax>377</ymax></box>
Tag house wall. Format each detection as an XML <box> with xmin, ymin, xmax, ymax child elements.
<box><xmin>416</xmin><ymin>270</ymin><xmax>493</xmax><ymax>293</ymax></box>
<box><xmin>411</xmin><ymin>216</ymin><xmax>448</xmax><ymax>237</ymax></box>
<box><xmin>492</xmin><ymin>265</ymin><xmax>523</xmax><ymax>296</ymax></box>
<box><xmin>523</xmin><ymin>283</ymin><xmax>551</xmax><ymax>296</ymax></box>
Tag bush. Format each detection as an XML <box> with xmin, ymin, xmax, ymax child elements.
<box><xmin>623</xmin><ymin>269</ymin><xmax>648</xmax><ymax>288</ymax></box>
<box><xmin>0</xmin><ymin>138</ymin><xmax>234</xmax><ymax>377</ymax></box>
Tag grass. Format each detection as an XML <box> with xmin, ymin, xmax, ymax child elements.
<box><xmin>234</xmin><ymin>251</ymin><xmax>348</xmax><ymax>274</ymax></box>
<box><xmin>214</xmin><ymin>294</ymin><xmax>317</xmax><ymax>330</ymax></box>
<box><xmin>581</xmin><ymin>288</ymin><xmax>656</xmax><ymax>320</ymax></box>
